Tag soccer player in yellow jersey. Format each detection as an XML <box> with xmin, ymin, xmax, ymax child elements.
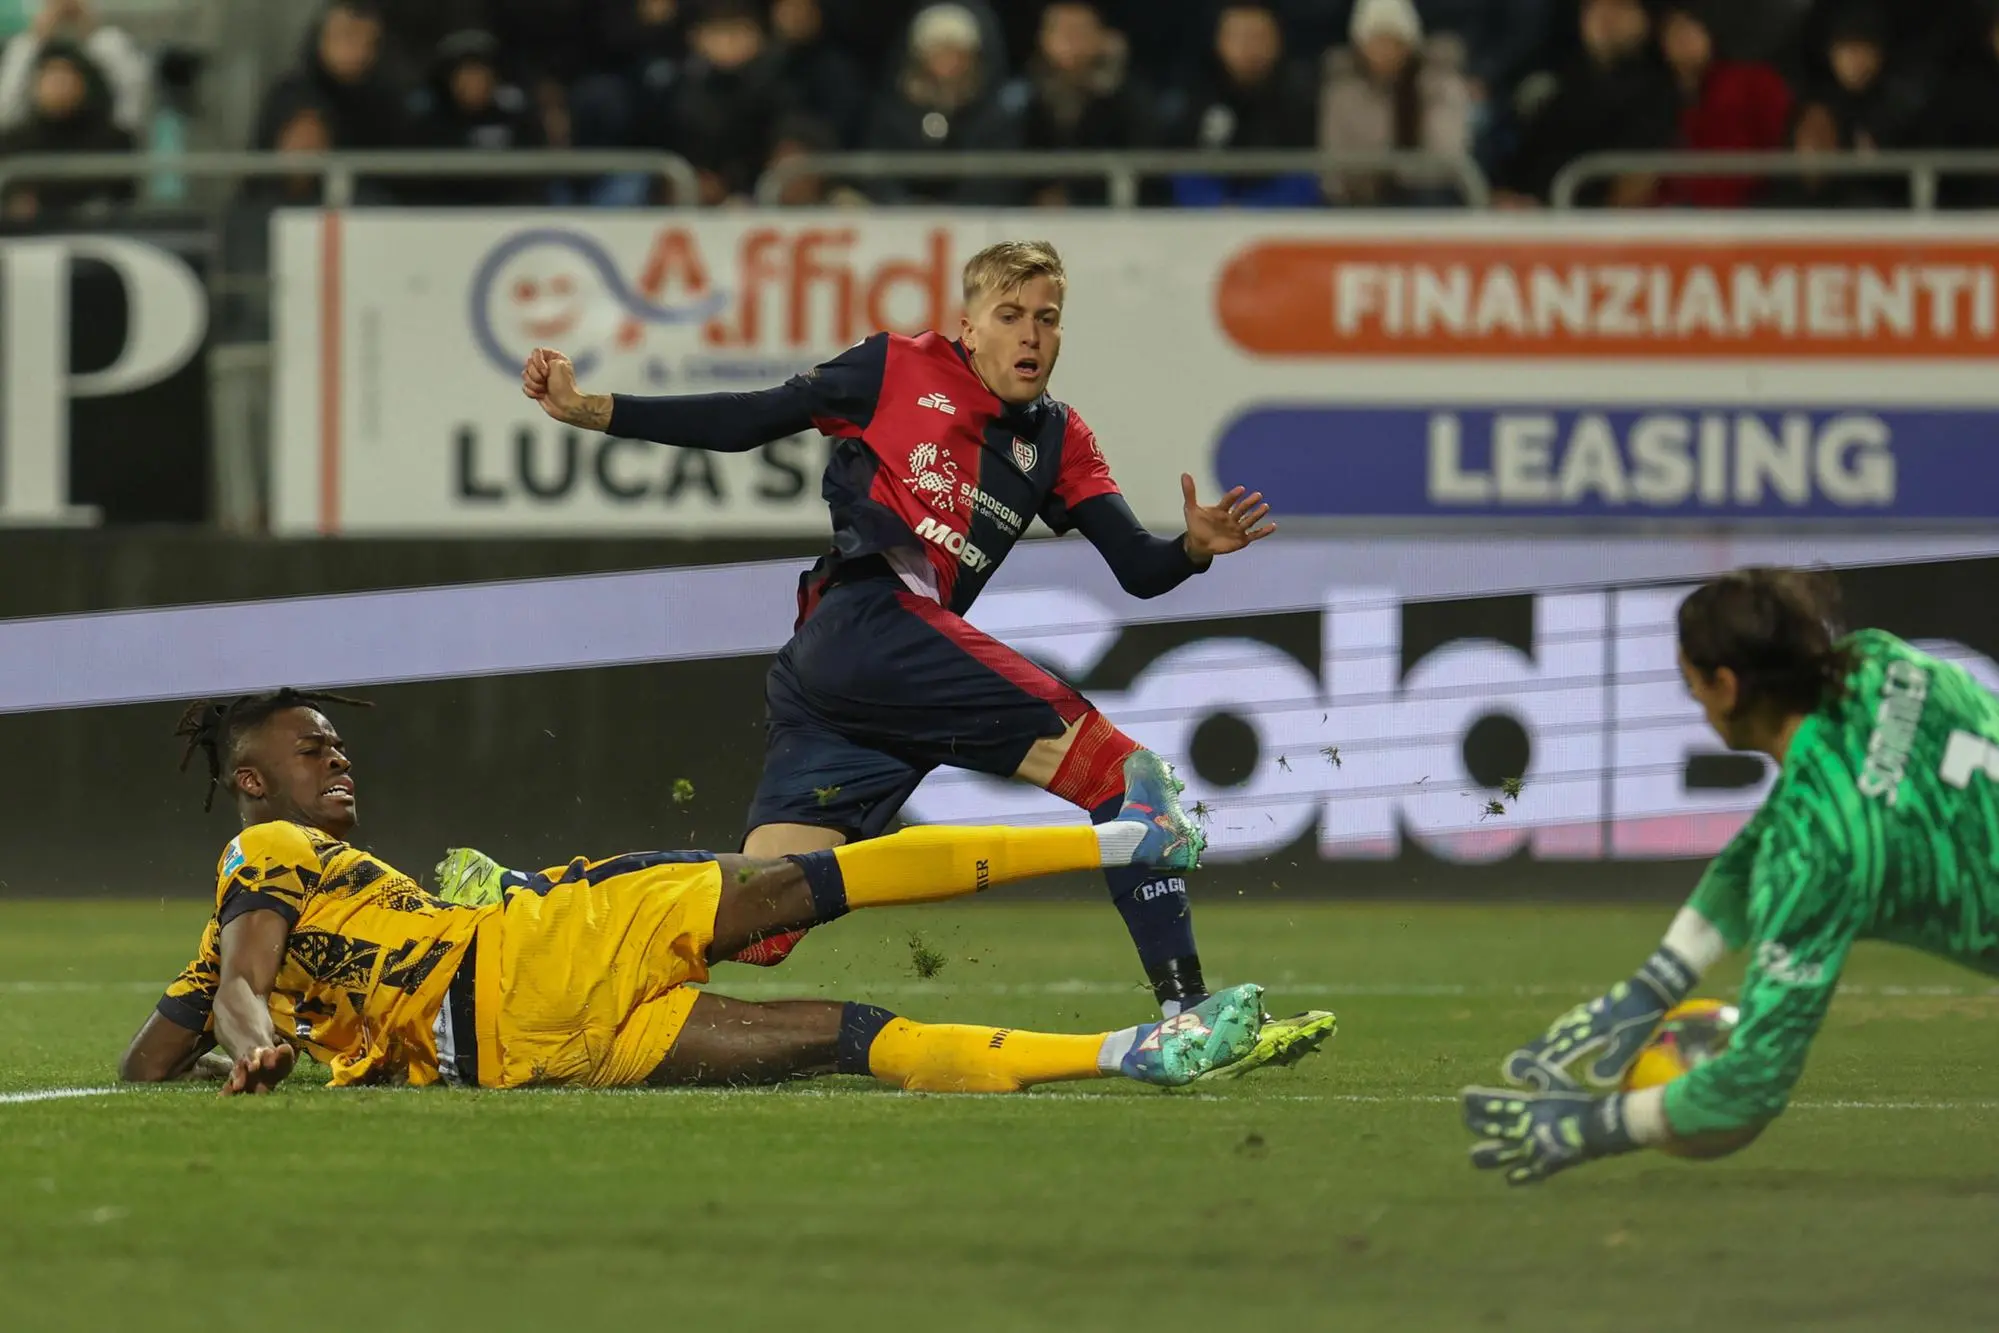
<box><xmin>118</xmin><ymin>689</ymin><xmax>1319</xmax><ymax>1096</ymax></box>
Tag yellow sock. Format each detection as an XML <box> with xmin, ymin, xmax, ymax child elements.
<box><xmin>831</xmin><ymin>824</ymin><xmax>1102</xmax><ymax>908</ymax></box>
<box><xmin>866</xmin><ymin>1017</ymin><xmax>1108</xmax><ymax>1092</ymax></box>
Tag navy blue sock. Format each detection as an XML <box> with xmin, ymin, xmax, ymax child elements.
<box><xmin>786</xmin><ymin>851</ymin><xmax>851</xmax><ymax>923</ymax></box>
<box><xmin>1092</xmin><ymin>793</ymin><xmax>1205</xmax><ymax>1007</ymax></box>
<box><xmin>836</xmin><ymin>1002</ymin><xmax>897</xmax><ymax>1075</ymax></box>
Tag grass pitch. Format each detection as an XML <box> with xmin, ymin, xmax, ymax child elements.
<box><xmin>4</xmin><ymin>898</ymin><xmax>1997</xmax><ymax>1333</ymax></box>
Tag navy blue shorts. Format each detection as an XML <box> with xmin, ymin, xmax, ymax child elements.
<box><xmin>746</xmin><ymin>573</ymin><xmax>1094</xmax><ymax>840</ymax></box>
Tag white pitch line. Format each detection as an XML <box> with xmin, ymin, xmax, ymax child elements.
<box><xmin>0</xmin><ymin>1086</ymin><xmax>125</xmax><ymax>1105</ymax></box>
<box><xmin>0</xmin><ymin>981</ymin><xmax>161</xmax><ymax>994</ymax></box>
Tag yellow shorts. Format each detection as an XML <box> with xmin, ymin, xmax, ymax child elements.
<box><xmin>470</xmin><ymin>853</ymin><xmax>723</xmax><ymax>1089</ymax></box>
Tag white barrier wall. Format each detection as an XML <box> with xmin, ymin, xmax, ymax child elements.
<box><xmin>272</xmin><ymin>211</ymin><xmax>1999</xmax><ymax>536</ymax></box>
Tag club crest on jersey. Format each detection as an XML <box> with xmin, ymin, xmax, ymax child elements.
<box><xmin>906</xmin><ymin>443</ymin><xmax>961</xmax><ymax>513</ymax></box>
<box><xmin>916</xmin><ymin>392</ymin><xmax>956</xmax><ymax>415</ymax></box>
<box><xmin>1011</xmin><ymin>437</ymin><xmax>1037</xmax><ymax>472</ymax></box>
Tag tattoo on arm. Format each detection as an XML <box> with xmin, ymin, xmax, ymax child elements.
<box><xmin>571</xmin><ymin>393</ymin><xmax>614</xmax><ymax>432</ymax></box>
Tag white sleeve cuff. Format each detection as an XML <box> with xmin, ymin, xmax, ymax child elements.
<box><xmin>1621</xmin><ymin>1084</ymin><xmax>1671</xmax><ymax>1146</ymax></box>
<box><xmin>1662</xmin><ymin>907</ymin><xmax>1729</xmax><ymax>975</ymax></box>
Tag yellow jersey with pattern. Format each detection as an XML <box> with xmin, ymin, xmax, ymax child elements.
<box><xmin>156</xmin><ymin>821</ymin><xmax>489</xmax><ymax>1086</ymax></box>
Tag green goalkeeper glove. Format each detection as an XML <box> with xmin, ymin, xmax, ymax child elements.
<box><xmin>1461</xmin><ymin>1086</ymin><xmax>1641</xmax><ymax>1186</ymax></box>
<box><xmin>1502</xmin><ymin>943</ymin><xmax>1697</xmax><ymax>1090</ymax></box>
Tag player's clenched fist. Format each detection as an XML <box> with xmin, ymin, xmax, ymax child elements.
<box><xmin>520</xmin><ymin>346</ymin><xmax>570</xmax><ymax>406</ymax></box>
<box><xmin>520</xmin><ymin>348</ymin><xmax>611</xmax><ymax>430</ymax></box>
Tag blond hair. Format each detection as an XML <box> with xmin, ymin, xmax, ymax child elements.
<box><xmin>962</xmin><ymin>240</ymin><xmax>1066</xmax><ymax>308</ymax></box>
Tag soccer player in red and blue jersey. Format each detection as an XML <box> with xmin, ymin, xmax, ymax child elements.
<box><xmin>520</xmin><ymin>240</ymin><xmax>1290</xmax><ymax>1028</ymax></box>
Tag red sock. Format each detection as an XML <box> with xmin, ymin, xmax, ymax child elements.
<box><xmin>730</xmin><ymin>927</ymin><xmax>810</xmax><ymax>967</ymax></box>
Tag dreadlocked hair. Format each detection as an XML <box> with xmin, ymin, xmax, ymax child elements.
<box><xmin>173</xmin><ymin>688</ymin><xmax>373</xmax><ymax>813</ymax></box>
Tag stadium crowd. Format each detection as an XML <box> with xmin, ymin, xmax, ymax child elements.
<box><xmin>5</xmin><ymin>0</ymin><xmax>1999</xmax><ymax>214</ymax></box>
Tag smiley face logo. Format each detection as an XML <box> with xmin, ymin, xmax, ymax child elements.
<box><xmin>470</xmin><ymin>228</ymin><xmax>732</xmax><ymax>378</ymax></box>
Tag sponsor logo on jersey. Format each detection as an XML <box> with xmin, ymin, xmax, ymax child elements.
<box><xmin>1011</xmin><ymin>437</ymin><xmax>1037</xmax><ymax>471</ymax></box>
<box><xmin>222</xmin><ymin>839</ymin><xmax>245</xmax><ymax>880</ymax></box>
<box><xmin>914</xmin><ymin>515</ymin><xmax>993</xmax><ymax>571</ymax></box>
<box><xmin>917</xmin><ymin>392</ymin><xmax>956</xmax><ymax>415</ymax></box>
<box><xmin>1754</xmin><ymin>941</ymin><xmax>1826</xmax><ymax>986</ymax></box>
<box><xmin>959</xmin><ymin>482</ymin><xmax>1025</xmax><ymax>534</ymax></box>
<box><xmin>906</xmin><ymin>443</ymin><xmax>961</xmax><ymax>514</ymax></box>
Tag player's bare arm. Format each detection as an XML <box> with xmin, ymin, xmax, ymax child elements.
<box><xmin>118</xmin><ymin>1012</ymin><xmax>226</xmax><ymax>1083</ymax></box>
<box><xmin>214</xmin><ymin>908</ymin><xmax>295</xmax><ymax>1096</ymax></box>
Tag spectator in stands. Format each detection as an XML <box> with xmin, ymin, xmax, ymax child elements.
<box><xmin>1414</xmin><ymin>0</ymin><xmax>1557</xmax><ymax>106</ymax></box>
<box><xmin>1013</xmin><ymin>0</ymin><xmax>1158</xmax><ymax>206</ymax></box>
<box><xmin>564</xmin><ymin>0</ymin><xmax>680</xmax><ymax>158</ymax></box>
<box><xmin>771</xmin><ymin>0</ymin><xmax>866</xmax><ymax>149</ymax></box>
<box><xmin>255</xmin><ymin>1</ymin><xmax>411</xmax><ymax>150</ymax></box>
<box><xmin>1655</xmin><ymin>0</ymin><xmax>1791</xmax><ymax>208</ymax></box>
<box><xmin>1758</xmin><ymin>98</ymin><xmax>1907</xmax><ymax>208</ymax></box>
<box><xmin>862</xmin><ymin>2</ymin><xmax>1024</xmax><ymax>204</ymax></box>
<box><xmin>764</xmin><ymin>110</ymin><xmax>871</xmax><ymax>204</ymax></box>
<box><xmin>1319</xmin><ymin>0</ymin><xmax>1474</xmax><ymax>206</ymax></box>
<box><xmin>222</xmin><ymin>91</ymin><xmax>333</xmax><ymax>343</ymax></box>
<box><xmin>0</xmin><ymin>0</ymin><xmax>147</xmax><ymax>136</ymax></box>
<box><xmin>818</xmin><ymin>0</ymin><xmax>920</xmax><ymax>75</ymax></box>
<box><xmin>1789</xmin><ymin>0</ymin><xmax>1966</xmax><ymax>94</ymax></box>
<box><xmin>1495</xmin><ymin>0</ymin><xmax>1677</xmax><ymax>207</ymax></box>
<box><xmin>250</xmin><ymin>89</ymin><xmax>339</xmax><ymax>207</ymax></box>
<box><xmin>594</xmin><ymin>0</ymin><xmax>685</xmax><ymax>68</ymax></box>
<box><xmin>1923</xmin><ymin>0</ymin><xmax>1999</xmax><ymax>206</ymax></box>
<box><xmin>1164</xmin><ymin>1</ymin><xmax>1319</xmax><ymax>207</ymax></box>
<box><xmin>412</xmin><ymin>29</ymin><xmax>547</xmax><ymax>204</ymax></box>
<box><xmin>1794</xmin><ymin>3</ymin><xmax>1924</xmax><ymax>151</ymax></box>
<box><xmin>377</xmin><ymin>0</ymin><xmax>486</xmax><ymax>84</ymax></box>
<box><xmin>486</xmin><ymin>0</ymin><xmax>603</xmax><ymax>145</ymax></box>
<box><xmin>1095</xmin><ymin>0</ymin><xmax>1203</xmax><ymax>88</ymax></box>
<box><xmin>0</xmin><ymin>37</ymin><xmax>132</xmax><ymax>220</ymax></box>
<box><xmin>662</xmin><ymin>0</ymin><xmax>792</xmax><ymax>204</ymax></box>
<box><xmin>824</xmin><ymin>0</ymin><xmax>1009</xmax><ymax>92</ymax></box>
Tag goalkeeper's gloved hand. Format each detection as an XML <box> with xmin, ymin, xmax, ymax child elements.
<box><xmin>1502</xmin><ymin>943</ymin><xmax>1698</xmax><ymax>1091</ymax></box>
<box><xmin>1461</xmin><ymin>1086</ymin><xmax>1641</xmax><ymax>1186</ymax></box>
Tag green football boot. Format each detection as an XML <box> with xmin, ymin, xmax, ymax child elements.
<box><xmin>1119</xmin><ymin>983</ymin><xmax>1266</xmax><ymax>1086</ymax></box>
<box><xmin>434</xmin><ymin>847</ymin><xmax>509</xmax><ymax>908</ymax></box>
<box><xmin>1194</xmin><ymin>1008</ymin><xmax>1338</xmax><ymax>1083</ymax></box>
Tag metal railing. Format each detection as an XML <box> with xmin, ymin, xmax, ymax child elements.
<box><xmin>0</xmin><ymin>148</ymin><xmax>702</xmax><ymax>207</ymax></box>
<box><xmin>1550</xmin><ymin>149</ymin><xmax>1999</xmax><ymax>211</ymax></box>
<box><xmin>754</xmin><ymin>148</ymin><xmax>1490</xmax><ymax>209</ymax></box>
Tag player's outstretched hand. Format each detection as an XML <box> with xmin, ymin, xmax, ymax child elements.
<box><xmin>1504</xmin><ymin>969</ymin><xmax>1678</xmax><ymax>1091</ymax></box>
<box><xmin>1462</xmin><ymin>1085</ymin><xmax>1634</xmax><ymax>1186</ymax></box>
<box><xmin>1181</xmin><ymin>474</ymin><xmax>1275</xmax><ymax>561</ymax></box>
<box><xmin>220</xmin><ymin>1043</ymin><xmax>295</xmax><ymax>1097</ymax></box>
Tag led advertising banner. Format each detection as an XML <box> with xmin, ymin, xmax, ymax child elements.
<box><xmin>8</xmin><ymin>534</ymin><xmax>1996</xmax><ymax>872</ymax></box>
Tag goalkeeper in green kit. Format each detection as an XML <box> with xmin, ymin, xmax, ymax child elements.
<box><xmin>1463</xmin><ymin>566</ymin><xmax>1999</xmax><ymax>1184</ymax></box>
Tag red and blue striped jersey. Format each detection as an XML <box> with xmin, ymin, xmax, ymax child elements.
<box><xmin>800</xmin><ymin>331</ymin><xmax>1121</xmax><ymax>613</ymax></box>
